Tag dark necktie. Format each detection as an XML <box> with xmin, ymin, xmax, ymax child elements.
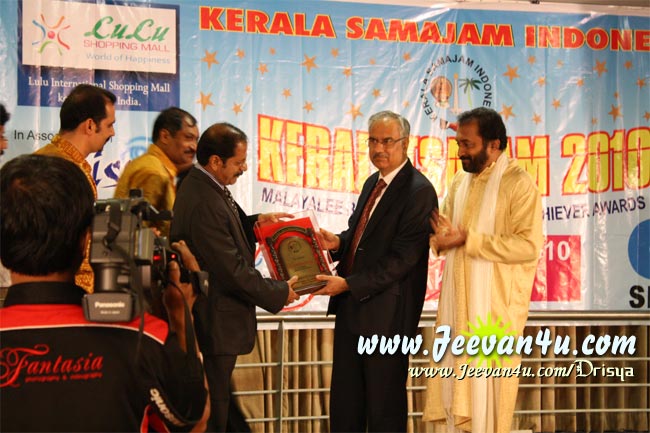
<box><xmin>345</xmin><ymin>179</ymin><xmax>387</xmax><ymax>270</ymax></box>
<box><xmin>223</xmin><ymin>187</ymin><xmax>238</xmax><ymax>212</ymax></box>
<box><xmin>223</xmin><ymin>186</ymin><xmax>253</xmax><ymax>250</ymax></box>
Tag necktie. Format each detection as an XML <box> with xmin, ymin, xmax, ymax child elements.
<box><xmin>223</xmin><ymin>187</ymin><xmax>238</xmax><ymax>212</ymax></box>
<box><xmin>222</xmin><ymin>186</ymin><xmax>253</xmax><ymax>251</ymax></box>
<box><xmin>345</xmin><ymin>179</ymin><xmax>387</xmax><ymax>270</ymax></box>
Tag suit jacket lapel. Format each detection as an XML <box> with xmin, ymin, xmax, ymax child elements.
<box><xmin>348</xmin><ymin>172</ymin><xmax>379</xmax><ymax>236</ymax></box>
<box><xmin>217</xmin><ymin>187</ymin><xmax>255</xmax><ymax>255</ymax></box>
<box><xmin>234</xmin><ymin>202</ymin><xmax>256</xmax><ymax>253</ymax></box>
<box><xmin>194</xmin><ymin>168</ymin><xmax>254</xmax><ymax>255</ymax></box>
<box><xmin>360</xmin><ymin>161</ymin><xmax>413</xmax><ymax>243</ymax></box>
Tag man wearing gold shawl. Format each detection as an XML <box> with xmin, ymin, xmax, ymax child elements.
<box><xmin>423</xmin><ymin>107</ymin><xmax>544</xmax><ymax>433</ymax></box>
<box><xmin>35</xmin><ymin>84</ymin><xmax>116</xmax><ymax>293</ymax></box>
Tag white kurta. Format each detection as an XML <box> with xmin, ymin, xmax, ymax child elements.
<box><xmin>424</xmin><ymin>158</ymin><xmax>544</xmax><ymax>433</ymax></box>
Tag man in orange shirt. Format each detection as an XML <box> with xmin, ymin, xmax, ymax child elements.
<box><xmin>114</xmin><ymin>107</ymin><xmax>198</xmax><ymax>238</ymax></box>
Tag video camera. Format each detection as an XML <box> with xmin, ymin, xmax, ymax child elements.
<box><xmin>82</xmin><ymin>190</ymin><xmax>206</xmax><ymax>322</ymax></box>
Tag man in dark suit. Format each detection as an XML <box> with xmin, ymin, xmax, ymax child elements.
<box><xmin>316</xmin><ymin>111</ymin><xmax>438</xmax><ymax>433</ymax></box>
<box><xmin>170</xmin><ymin>122</ymin><xmax>299</xmax><ymax>432</ymax></box>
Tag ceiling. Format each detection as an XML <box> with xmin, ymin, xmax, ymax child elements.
<box><xmin>351</xmin><ymin>0</ymin><xmax>650</xmax><ymax>12</ymax></box>
<box><xmin>513</xmin><ymin>0</ymin><xmax>649</xmax><ymax>7</ymax></box>
<box><xmin>439</xmin><ymin>0</ymin><xmax>650</xmax><ymax>8</ymax></box>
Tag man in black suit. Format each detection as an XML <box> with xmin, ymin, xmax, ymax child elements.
<box><xmin>170</xmin><ymin>122</ymin><xmax>299</xmax><ymax>432</ymax></box>
<box><xmin>316</xmin><ymin>111</ymin><xmax>438</xmax><ymax>432</ymax></box>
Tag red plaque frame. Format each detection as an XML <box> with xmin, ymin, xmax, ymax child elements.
<box><xmin>255</xmin><ymin>211</ymin><xmax>332</xmax><ymax>294</ymax></box>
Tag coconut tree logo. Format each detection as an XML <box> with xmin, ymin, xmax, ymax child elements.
<box><xmin>458</xmin><ymin>76</ymin><xmax>481</xmax><ymax>107</ymax></box>
<box><xmin>31</xmin><ymin>14</ymin><xmax>71</xmax><ymax>55</ymax></box>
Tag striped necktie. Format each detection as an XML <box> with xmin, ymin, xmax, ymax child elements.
<box><xmin>223</xmin><ymin>187</ymin><xmax>238</xmax><ymax>212</ymax></box>
<box><xmin>344</xmin><ymin>178</ymin><xmax>387</xmax><ymax>271</ymax></box>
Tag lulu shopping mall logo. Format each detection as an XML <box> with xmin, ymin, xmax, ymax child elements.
<box><xmin>83</xmin><ymin>16</ymin><xmax>171</xmax><ymax>43</ymax></box>
<box><xmin>31</xmin><ymin>14</ymin><xmax>71</xmax><ymax>55</ymax></box>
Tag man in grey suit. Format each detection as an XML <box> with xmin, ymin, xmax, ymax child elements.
<box><xmin>316</xmin><ymin>111</ymin><xmax>438</xmax><ymax>432</ymax></box>
<box><xmin>171</xmin><ymin>122</ymin><xmax>299</xmax><ymax>432</ymax></box>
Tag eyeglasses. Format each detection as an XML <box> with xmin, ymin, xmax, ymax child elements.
<box><xmin>366</xmin><ymin>136</ymin><xmax>408</xmax><ymax>149</ymax></box>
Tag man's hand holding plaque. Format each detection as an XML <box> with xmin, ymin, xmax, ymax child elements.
<box><xmin>285</xmin><ymin>275</ymin><xmax>300</xmax><ymax>305</ymax></box>
<box><xmin>257</xmin><ymin>212</ymin><xmax>295</xmax><ymax>225</ymax></box>
<box><xmin>254</xmin><ymin>210</ymin><xmax>334</xmax><ymax>295</ymax></box>
<box><xmin>315</xmin><ymin>228</ymin><xmax>340</xmax><ymax>251</ymax></box>
<box><xmin>312</xmin><ymin>229</ymin><xmax>350</xmax><ymax>297</ymax></box>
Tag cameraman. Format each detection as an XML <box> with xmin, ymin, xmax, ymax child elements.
<box><xmin>0</xmin><ymin>155</ymin><xmax>208</xmax><ymax>432</ymax></box>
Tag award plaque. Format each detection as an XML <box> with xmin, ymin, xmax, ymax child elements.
<box><xmin>255</xmin><ymin>210</ymin><xmax>333</xmax><ymax>294</ymax></box>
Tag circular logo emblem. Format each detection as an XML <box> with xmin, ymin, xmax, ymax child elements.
<box><xmin>420</xmin><ymin>53</ymin><xmax>494</xmax><ymax>131</ymax></box>
<box><xmin>628</xmin><ymin>219</ymin><xmax>650</xmax><ymax>279</ymax></box>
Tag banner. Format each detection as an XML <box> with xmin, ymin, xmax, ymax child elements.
<box><xmin>1</xmin><ymin>0</ymin><xmax>648</xmax><ymax>312</ymax></box>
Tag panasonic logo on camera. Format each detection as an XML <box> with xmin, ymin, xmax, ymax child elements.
<box><xmin>94</xmin><ymin>301</ymin><xmax>126</xmax><ymax>308</ymax></box>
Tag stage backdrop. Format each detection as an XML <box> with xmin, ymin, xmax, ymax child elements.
<box><xmin>0</xmin><ymin>0</ymin><xmax>648</xmax><ymax>312</ymax></box>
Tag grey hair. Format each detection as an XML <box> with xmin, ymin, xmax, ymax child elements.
<box><xmin>368</xmin><ymin>110</ymin><xmax>410</xmax><ymax>137</ymax></box>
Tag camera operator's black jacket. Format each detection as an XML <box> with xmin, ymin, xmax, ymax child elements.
<box><xmin>171</xmin><ymin>166</ymin><xmax>288</xmax><ymax>356</ymax></box>
<box><xmin>0</xmin><ymin>282</ymin><xmax>207</xmax><ymax>432</ymax></box>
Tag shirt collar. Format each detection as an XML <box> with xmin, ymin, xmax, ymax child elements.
<box><xmin>148</xmin><ymin>144</ymin><xmax>178</xmax><ymax>179</ymax></box>
<box><xmin>51</xmin><ymin>134</ymin><xmax>88</xmax><ymax>166</ymax></box>
<box><xmin>196</xmin><ymin>163</ymin><xmax>226</xmax><ymax>190</ymax></box>
<box><xmin>3</xmin><ymin>282</ymin><xmax>86</xmax><ymax>307</ymax></box>
<box><xmin>378</xmin><ymin>158</ymin><xmax>409</xmax><ymax>187</ymax></box>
